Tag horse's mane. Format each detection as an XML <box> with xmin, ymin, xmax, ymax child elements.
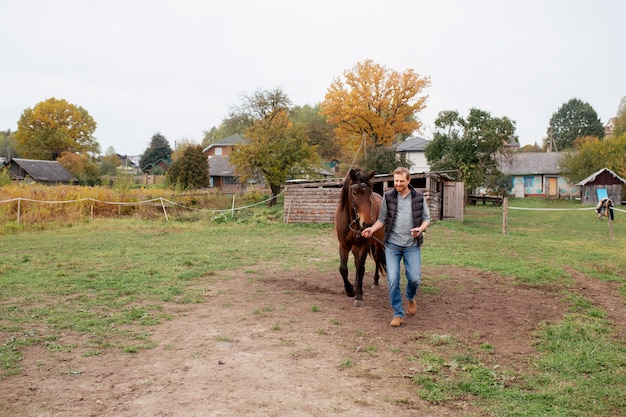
<box><xmin>339</xmin><ymin>168</ymin><xmax>371</xmax><ymax>211</ymax></box>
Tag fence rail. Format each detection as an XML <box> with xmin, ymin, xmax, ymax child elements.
<box><xmin>0</xmin><ymin>193</ymin><xmax>281</xmax><ymax>224</ymax></box>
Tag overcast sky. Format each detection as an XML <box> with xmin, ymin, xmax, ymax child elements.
<box><xmin>1</xmin><ymin>0</ymin><xmax>624</xmax><ymax>156</ymax></box>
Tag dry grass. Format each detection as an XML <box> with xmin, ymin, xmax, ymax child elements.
<box><xmin>0</xmin><ymin>183</ymin><xmax>270</xmax><ymax>227</ymax></box>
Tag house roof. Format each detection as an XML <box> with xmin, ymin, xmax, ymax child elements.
<box><xmin>395</xmin><ymin>136</ymin><xmax>430</xmax><ymax>152</ymax></box>
<box><xmin>203</xmin><ymin>134</ymin><xmax>247</xmax><ymax>152</ymax></box>
<box><xmin>141</xmin><ymin>159</ymin><xmax>170</xmax><ymax>172</ymax></box>
<box><xmin>575</xmin><ymin>168</ymin><xmax>626</xmax><ymax>186</ymax></box>
<box><xmin>10</xmin><ymin>158</ymin><xmax>78</xmax><ymax>182</ymax></box>
<box><xmin>209</xmin><ymin>156</ymin><xmax>235</xmax><ymax>177</ymax></box>
<box><xmin>497</xmin><ymin>152</ymin><xmax>563</xmax><ymax>175</ymax></box>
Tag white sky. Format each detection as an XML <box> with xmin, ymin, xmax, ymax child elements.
<box><xmin>1</xmin><ymin>0</ymin><xmax>624</xmax><ymax>156</ymax></box>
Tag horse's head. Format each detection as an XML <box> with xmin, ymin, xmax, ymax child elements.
<box><xmin>346</xmin><ymin>168</ymin><xmax>377</xmax><ymax>229</ymax></box>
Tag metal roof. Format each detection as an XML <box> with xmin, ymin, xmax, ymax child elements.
<box><xmin>11</xmin><ymin>158</ymin><xmax>78</xmax><ymax>183</ymax></box>
<box><xmin>575</xmin><ymin>167</ymin><xmax>626</xmax><ymax>186</ymax></box>
<box><xmin>203</xmin><ymin>134</ymin><xmax>247</xmax><ymax>153</ymax></box>
<box><xmin>497</xmin><ymin>152</ymin><xmax>563</xmax><ymax>175</ymax></box>
<box><xmin>395</xmin><ymin>136</ymin><xmax>430</xmax><ymax>152</ymax></box>
<box><xmin>208</xmin><ymin>155</ymin><xmax>235</xmax><ymax>177</ymax></box>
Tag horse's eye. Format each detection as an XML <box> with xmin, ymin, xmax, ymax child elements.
<box><xmin>351</xmin><ymin>190</ymin><xmax>357</xmax><ymax>196</ymax></box>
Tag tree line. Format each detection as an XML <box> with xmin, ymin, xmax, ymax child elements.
<box><xmin>2</xmin><ymin>59</ymin><xmax>624</xmax><ymax>197</ymax></box>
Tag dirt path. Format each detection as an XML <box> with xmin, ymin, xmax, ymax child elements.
<box><xmin>0</xmin><ymin>265</ymin><xmax>590</xmax><ymax>417</ymax></box>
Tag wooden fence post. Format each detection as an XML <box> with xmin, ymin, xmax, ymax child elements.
<box><xmin>502</xmin><ymin>197</ymin><xmax>508</xmax><ymax>235</ymax></box>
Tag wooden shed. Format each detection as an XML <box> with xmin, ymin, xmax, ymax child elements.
<box><xmin>283</xmin><ymin>172</ymin><xmax>464</xmax><ymax>224</ymax></box>
<box><xmin>8</xmin><ymin>158</ymin><xmax>77</xmax><ymax>184</ymax></box>
<box><xmin>575</xmin><ymin>168</ymin><xmax>625</xmax><ymax>205</ymax></box>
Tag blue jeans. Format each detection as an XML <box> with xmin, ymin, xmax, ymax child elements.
<box><xmin>385</xmin><ymin>242</ymin><xmax>422</xmax><ymax>318</ymax></box>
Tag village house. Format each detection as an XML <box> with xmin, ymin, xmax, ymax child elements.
<box><xmin>498</xmin><ymin>152</ymin><xmax>578</xmax><ymax>199</ymax></box>
<box><xmin>202</xmin><ymin>134</ymin><xmax>246</xmax><ymax>190</ymax></box>
<box><xmin>394</xmin><ymin>136</ymin><xmax>431</xmax><ymax>173</ymax></box>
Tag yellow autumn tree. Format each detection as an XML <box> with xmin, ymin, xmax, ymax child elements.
<box><xmin>321</xmin><ymin>59</ymin><xmax>430</xmax><ymax>159</ymax></box>
<box><xmin>16</xmin><ymin>97</ymin><xmax>99</xmax><ymax>160</ymax></box>
<box><xmin>58</xmin><ymin>151</ymin><xmax>99</xmax><ymax>184</ymax></box>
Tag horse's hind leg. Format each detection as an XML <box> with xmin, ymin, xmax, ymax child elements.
<box><xmin>339</xmin><ymin>245</ymin><xmax>354</xmax><ymax>297</ymax></box>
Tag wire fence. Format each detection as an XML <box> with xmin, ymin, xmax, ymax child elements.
<box><xmin>508</xmin><ymin>206</ymin><xmax>626</xmax><ymax>213</ymax></box>
<box><xmin>0</xmin><ymin>192</ymin><xmax>282</xmax><ymax>224</ymax></box>
<box><xmin>503</xmin><ymin>198</ymin><xmax>624</xmax><ymax>239</ymax></box>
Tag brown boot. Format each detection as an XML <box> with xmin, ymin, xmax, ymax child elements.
<box><xmin>407</xmin><ymin>299</ymin><xmax>417</xmax><ymax>315</ymax></box>
<box><xmin>390</xmin><ymin>317</ymin><xmax>403</xmax><ymax>327</ymax></box>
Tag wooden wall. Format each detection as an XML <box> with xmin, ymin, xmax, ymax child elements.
<box><xmin>580</xmin><ymin>184</ymin><xmax>623</xmax><ymax>205</ymax></box>
<box><xmin>282</xmin><ymin>174</ymin><xmax>455</xmax><ymax>224</ymax></box>
<box><xmin>283</xmin><ymin>180</ymin><xmax>342</xmax><ymax>224</ymax></box>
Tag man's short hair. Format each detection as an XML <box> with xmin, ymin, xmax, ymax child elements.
<box><xmin>393</xmin><ymin>167</ymin><xmax>410</xmax><ymax>180</ymax></box>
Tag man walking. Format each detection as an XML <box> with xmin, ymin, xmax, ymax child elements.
<box><xmin>361</xmin><ymin>167</ymin><xmax>430</xmax><ymax>327</ymax></box>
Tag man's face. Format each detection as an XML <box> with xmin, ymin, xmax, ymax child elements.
<box><xmin>393</xmin><ymin>174</ymin><xmax>409</xmax><ymax>193</ymax></box>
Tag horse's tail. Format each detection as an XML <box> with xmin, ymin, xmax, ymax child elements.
<box><xmin>370</xmin><ymin>243</ymin><xmax>386</xmax><ymax>276</ymax></box>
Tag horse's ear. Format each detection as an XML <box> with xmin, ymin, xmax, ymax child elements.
<box><xmin>368</xmin><ymin>170</ymin><xmax>376</xmax><ymax>180</ymax></box>
<box><xmin>349</xmin><ymin>169</ymin><xmax>357</xmax><ymax>182</ymax></box>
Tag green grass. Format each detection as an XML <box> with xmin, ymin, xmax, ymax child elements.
<box><xmin>1</xmin><ymin>197</ymin><xmax>625</xmax><ymax>416</ymax></box>
<box><xmin>426</xmin><ymin>197</ymin><xmax>625</xmax><ymax>288</ymax></box>
<box><xmin>413</xmin><ymin>300</ymin><xmax>626</xmax><ymax>416</ymax></box>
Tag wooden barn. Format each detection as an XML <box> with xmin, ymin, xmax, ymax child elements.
<box><xmin>283</xmin><ymin>172</ymin><xmax>464</xmax><ymax>224</ymax></box>
<box><xmin>8</xmin><ymin>158</ymin><xmax>77</xmax><ymax>184</ymax></box>
<box><xmin>575</xmin><ymin>168</ymin><xmax>625</xmax><ymax>205</ymax></box>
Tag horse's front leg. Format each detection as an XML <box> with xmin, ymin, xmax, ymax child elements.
<box><xmin>371</xmin><ymin>244</ymin><xmax>381</xmax><ymax>289</ymax></box>
<box><xmin>339</xmin><ymin>244</ymin><xmax>354</xmax><ymax>297</ymax></box>
<box><xmin>352</xmin><ymin>247</ymin><xmax>368</xmax><ymax>307</ymax></box>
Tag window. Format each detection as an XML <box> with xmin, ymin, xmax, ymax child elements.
<box><xmin>523</xmin><ymin>176</ymin><xmax>533</xmax><ymax>188</ymax></box>
<box><xmin>215</xmin><ymin>147</ymin><xmax>222</xmax><ymax>156</ymax></box>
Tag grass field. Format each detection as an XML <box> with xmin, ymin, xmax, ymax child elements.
<box><xmin>1</xmin><ymin>195</ymin><xmax>625</xmax><ymax>416</ymax></box>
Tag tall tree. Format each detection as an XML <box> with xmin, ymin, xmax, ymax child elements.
<box><xmin>321</xmin><ymin>59</ymin><xmax>430</xmax><ymax>160</ymax></box>
<box><xmin>291</xmin><ymin>104</ymin><xmax>340</xmax><ymax>161</ymax></box>
<box><xmin>229</xmin><ymin>88</ymin><xmax>319</xmax><ymax>206</ymax></box>
<box><xmin>170</xmin><ymin>138</ymin><xmax>197</xmax><ymax>163</ymax></box>
<box><xmin>15</xmin><ymin>98</ymin><xmax>99</xmax><ymax>160</ymax></box>
<box><xmin>0</xmin><ymin>129</ymin><xmax>19</xmax><ymax>159</ymax></box>
<box><xmin>99</xmin><ymin>146</ymin><xmax>121</xmax><ymax>176</ymax></box>
<box><xmin>425</xmin><ymin>109</ymin><xmax>516</xmax><ymax>192</ymax></box>
<box><xmin>547</xmin><ymin>98</ymin><xmax>604</xmax><ymax>151</ymax></box>
<box><xmin>58</xmin><ymin>151</ymin><xmax>99</xmax><ymax>184</ymax></box>
<box><xmin>166</xmin><ymin>144</ymin><xmax>210</xmax><ymax>190</ymax></box>
<box><xmin>139</xmin><ymin>133</ymin><xmax>172</xmax><ymax>169</ymax></box>
<box><xmin>358</xmin><ymin>145</ymin><xmax>411</xmax><ymax>175</ymax></box>
<box><xmin>612</xmin><ymin>96</ymin><xmax>626</xmax><ymax>138</ymax></box>
<box><xmin>559</xmin><ymin>134</ymin><xmax>626</xmax><ymax>184</ymax></box>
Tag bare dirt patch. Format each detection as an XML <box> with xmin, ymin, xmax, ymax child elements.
<box><xmin>1</xmin><ymin>265</ymin><xmax>574</xmax><ymax>417</ymax></box>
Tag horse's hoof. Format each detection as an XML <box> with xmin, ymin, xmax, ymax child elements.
<box><xmin>370</xmin><ymin>284</ymin><xmax>380</xmax><ymax>290</ymax></box>
<box><xmin>353</xmin><ymin>299</ymin><xmax>365</xmax><ymax>307</ymax></box>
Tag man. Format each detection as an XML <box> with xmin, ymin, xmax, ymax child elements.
<box><xmin>361</xmin><ymin>167</ymin><xmax>430</xmax><ymax>327</ymax></box>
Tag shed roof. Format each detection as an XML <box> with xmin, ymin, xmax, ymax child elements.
<box><xmin>11</xmin><ymin>158</ymin><xmax>77</xmax><ymax>183</ymax></box>
<box><xmin>575</xmin><ymin>168</ymin><xmax>626</xmax><ymax>186</ymax></box>
<box><xmin>497</xmin><ymin>152</ymin><xmax>563</xmax><ymax>175</ymax></box>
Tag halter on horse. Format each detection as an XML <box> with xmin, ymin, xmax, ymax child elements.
<box><xmin>334</xmin><ymin>168</ymin><xmax>386</xmax><ymax>307</ymax></box>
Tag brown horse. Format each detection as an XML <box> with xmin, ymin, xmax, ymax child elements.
<box><xmin>334</xmin><ymin>168</ymin><xmax>386</xmax><ymax>307</ymax></box>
